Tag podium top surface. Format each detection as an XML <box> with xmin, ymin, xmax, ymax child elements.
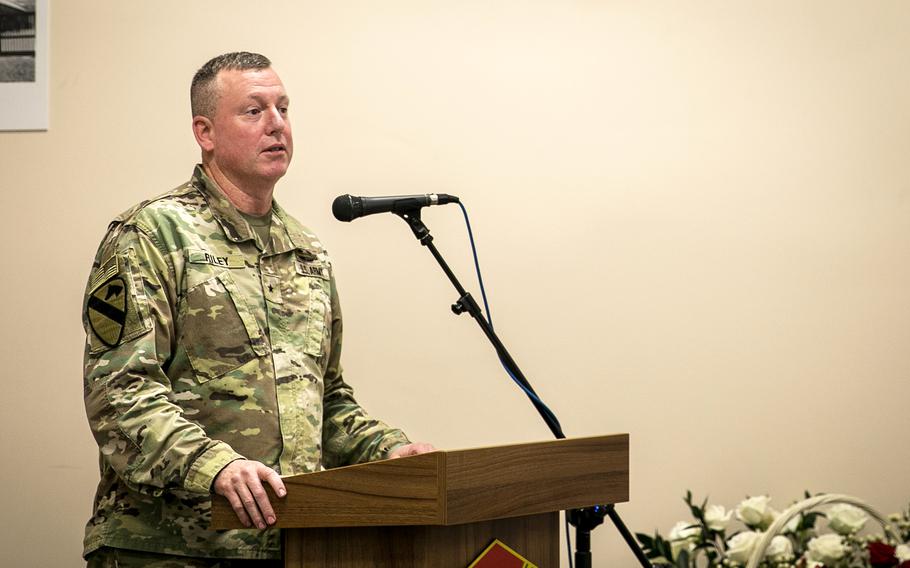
<box><xmin>211</xmin><ymin>433</ymin><xmax>629</xmax><ymax>529</ymax></box>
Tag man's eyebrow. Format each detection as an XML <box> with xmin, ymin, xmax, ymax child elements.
<box><xmin>246</xmin><ymin>93</ymin><xmax>290</xmax><ymax>105</ymax></box>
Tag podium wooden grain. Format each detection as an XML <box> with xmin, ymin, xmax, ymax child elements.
<box><xmin>212</xmin><ymin>434</ymin><xmax>629</xmax><ymax>568</ymax></box>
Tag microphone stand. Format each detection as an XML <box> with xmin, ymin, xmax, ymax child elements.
<box><xmin>393</xmin><ymin>208</ymin><xmax>652</xmax><ymax>568</ymax></box>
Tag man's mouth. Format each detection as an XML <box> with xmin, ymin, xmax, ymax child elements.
<box><xmin>263</xmin><ymin>144</ymin><xmax>286</xmax><ymax>154</ymax></box>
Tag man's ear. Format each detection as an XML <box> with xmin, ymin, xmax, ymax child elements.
<box><xmin>193</xmin><ymin>116</ymin><xmax>215</xmax><ymax>152</ymax></box>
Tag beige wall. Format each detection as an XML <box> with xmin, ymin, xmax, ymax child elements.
<box><xmin>1</xmin><ymin>1</ymin><xmax>908</xmax><ymax>566</ymax></box>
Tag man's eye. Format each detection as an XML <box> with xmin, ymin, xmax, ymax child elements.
<box><xmin>247</xmin><ymin>108</ymin><xmax>261</xmax><ymax>116</ymax></box>
<box><xmin>279</xmin><ymin>107</ymin><xmax>289</xmax><ymax>115</ymax></box>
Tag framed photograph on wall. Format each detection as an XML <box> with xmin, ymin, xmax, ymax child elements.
<box><xmin>0</xmin><ymin>0</ymin><xmax>47</xmax><ymax>131</ymax></box>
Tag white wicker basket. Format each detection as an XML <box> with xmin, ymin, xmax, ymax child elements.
<box><xmin>744</xmin><ymin>493</ymin><xmax>901</xmax><ymax>568</ymax></box>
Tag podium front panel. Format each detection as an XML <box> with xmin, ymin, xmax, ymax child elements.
<box><xmin>284</xmin><ymin>512</ymin><xmax>559</xmax><ymax>568</ymax></box>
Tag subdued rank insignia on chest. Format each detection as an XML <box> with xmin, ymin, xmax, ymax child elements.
<box><xmin>87</xmin><ymin>276</ymin><xmax>128</xmax><ymax>347</ymax></box>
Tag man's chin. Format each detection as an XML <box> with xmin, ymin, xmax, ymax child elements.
<box><xmin>259</xmin><ymin>160</ymin><xmax>291</xmax><ymax>181</ymax></box>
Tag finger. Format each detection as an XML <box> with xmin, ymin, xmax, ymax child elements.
<box><xmin>261</xmin><ymin>467</ymin><xmax>287</xmax><ymax>499</ymax></box>
<box><xmin>392</xmin><ymin>443</ymin><xmax>435</xmax><ymax>457</ymax></box>
<box><xmin>389</xmin><ymin>444</ymin><xmax>416</xmax><ymax>458</ymax></box>
<box><xmin>247</xmin><ymin>475</ymin><xmax>276</xmax><ymax>527</ymax></box>
<box><xmin>389</xmin><ymin>445</ymin><xmax>411</xmax><ymax>458</ymax></box>
<box><xmin>236</xmin><ymin>482</ymin><xmax>267</xmax><ymax>530</ymax></box>
<box><xmin>223</xmin><ymin>489</ymin><xmax>252</xmax><ymax>528</ymax></box>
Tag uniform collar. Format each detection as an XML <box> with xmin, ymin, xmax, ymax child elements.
<box><xmin>191</xmin><ymin>164</ymin><xmax>322</xmax><ymax>256</ymax></box>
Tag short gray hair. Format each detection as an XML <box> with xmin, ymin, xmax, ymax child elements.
<box><xmin>191</xmin><ymin>52</ymin><xmax>272</xmax><ymax>118</ymax></box>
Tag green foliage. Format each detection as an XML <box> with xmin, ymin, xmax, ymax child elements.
<box><xmin>635</xmin><ymin>530</ymin><xmax>675</xmax><ymax>566</ymax></box>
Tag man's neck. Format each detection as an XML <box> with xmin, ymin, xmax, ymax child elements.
<box><xmin>203</xmin><ymin>162</ymin><xmax>275</xmax><ymax>216</ymax></box>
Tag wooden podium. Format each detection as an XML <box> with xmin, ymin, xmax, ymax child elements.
<box><xmin>212</xmin><ymin>434</ymin><xmax>629</xmax><ymax>568</ymax></box>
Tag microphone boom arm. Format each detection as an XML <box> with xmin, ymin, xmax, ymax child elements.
<box><xmin>393</xmin><ymin>206</ymin><xmax>652</xmax><ymax>568</ymax></box>
<box><xmin>395</xmin><ymin>208</ymin><xmax>564</xmax><ymax>439</ymax></box>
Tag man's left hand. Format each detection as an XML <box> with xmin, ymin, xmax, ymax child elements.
<box><xmin>388</xmin><ymin>442</ymin><xmax>436</xmax><ymax>459</ymax></box>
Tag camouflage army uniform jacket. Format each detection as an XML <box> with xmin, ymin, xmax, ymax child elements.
<box><xmin>82</xmin><ymin>165</ymin><xmax>410</xmax><ymax>559</ymax></box>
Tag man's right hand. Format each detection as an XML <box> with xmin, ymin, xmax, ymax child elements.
<box><xmin>213</xmin><ymin>459</ymin><xmax>286</xmax><ymax>529</ymax></box>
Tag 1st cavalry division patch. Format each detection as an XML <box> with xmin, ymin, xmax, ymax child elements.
<box><xmin>88</xmin><ymin>276</ymin><xmax>128</xmax><ymax>347</ymax></box>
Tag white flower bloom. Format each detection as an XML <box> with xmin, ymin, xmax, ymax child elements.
<box><xmin>736</xmin><ymin>496</ymin><xmax>772</xmax><ymax>528</ymax></box>
<box><xmin>801</xmin><ymin>557</ymin><xmax>825</xmax><ymax>568</ymax></box>
<box><xmin>896</xmin><ymin>544</ymin><xmax>910</xmax><ymax>562</ymax></box>
<box><xmin>807</xmin><ymin>534</ymin><xmax>847</xmax><ymax>564</ymax></box>
<box><xmin>827</xmin><ymin>504</ymin><xmax>868</xmax><ymax>535</ymax></box>
<box><xmin>669</xmin><ymin>520</ymin><xmax>699</xmax><ymax>542</ymax></box>
<box><xmin>726</xmin><ymin>531</ymin><xmax>762</xmax><ymax>565</ymax></box>
<box><xmin>705</xmin><ymin>504</ymin><xmax>733</xmax><ymax>531</ymax></box>
<box><xmin>668</xmin><ymin>521</ymin><xmax>698</xmax><ymax>561</ymax></box>
<box><xmin>670</xmin><ymin>538</ymin><xmax>695</xmax><ymax>561</ymax></box>
<box><xmin>766</xmin><ymin>535</ymin><xmax>793</xmax><ymax>560</ymax></box>
<box><xmin>782</xmin><ymin>513</ymin><xmax>802</xmax><ymax>534</ymax></box>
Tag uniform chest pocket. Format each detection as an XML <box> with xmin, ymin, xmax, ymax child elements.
<box><xmin>294</xmin><ymin>256</ymin><xmax>332</xmax><ymax>358</ymax></box>
<box><xmin>179</xmin><ymin>271</ymin><xmax>270</xmax><ymax>383</ymax></box>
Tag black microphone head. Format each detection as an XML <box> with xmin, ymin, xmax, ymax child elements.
<box><xmin>332</xmin><ymin>194</ymin><xmax>357</xmax><ymax>222</ymax></box>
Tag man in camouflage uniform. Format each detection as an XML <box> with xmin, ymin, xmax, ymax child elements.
<box><xmin>82</xmin><ymin>52</ymin><xmax>433</xmax><ymax>567</ymax></box>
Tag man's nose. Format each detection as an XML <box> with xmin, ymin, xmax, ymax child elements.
<box><xmin>264</xmin><ymin>106</ymin><xmax>287</xmax><ymax>134</ymax></box>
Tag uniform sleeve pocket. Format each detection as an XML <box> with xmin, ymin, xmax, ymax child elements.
<box><xmin>179</xmin><ymin>271</ymin><xmax>269</xmax><ymax>383</ymax></box>
<box><xmin>295</xmin><ymin>256</ymin><xmax>331</xmax><ymax>358</ymax></box>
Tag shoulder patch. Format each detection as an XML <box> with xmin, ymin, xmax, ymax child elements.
<box><xmin>85</xmin><ymin>247</ymin><xmax>152</xmax><ymax>352</ymax></box>
<box><xmin>87</xmin><ymin>276</ymin><xmax>128</xmax><ymax>347</ymax></box>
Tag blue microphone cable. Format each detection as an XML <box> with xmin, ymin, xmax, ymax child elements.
<box><xmin>457</xmin><ymin>202</ymin><xmax>563</xmax><ymax>431</ymax></box>
<box><xmin>457</xmin><ymin>202</ymin><xmax>573</xmax><ymax>567</ymax></box>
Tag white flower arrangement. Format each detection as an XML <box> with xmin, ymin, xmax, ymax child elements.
<box><xmin>636</xmin><ymin>492</ymin><xmax>910</xmax><ymax>568</ymax></box>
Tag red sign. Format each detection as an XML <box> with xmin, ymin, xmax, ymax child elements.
<box><xmin>468</xmin><ymin>539</ymin><xmax>538</xmax><ymax>568</ymax></box>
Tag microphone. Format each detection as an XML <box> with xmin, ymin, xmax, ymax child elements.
<box><xmin>332</xmin><ymin>193</ymin><xmax>460</xmax><ymax>222</ymax></box>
